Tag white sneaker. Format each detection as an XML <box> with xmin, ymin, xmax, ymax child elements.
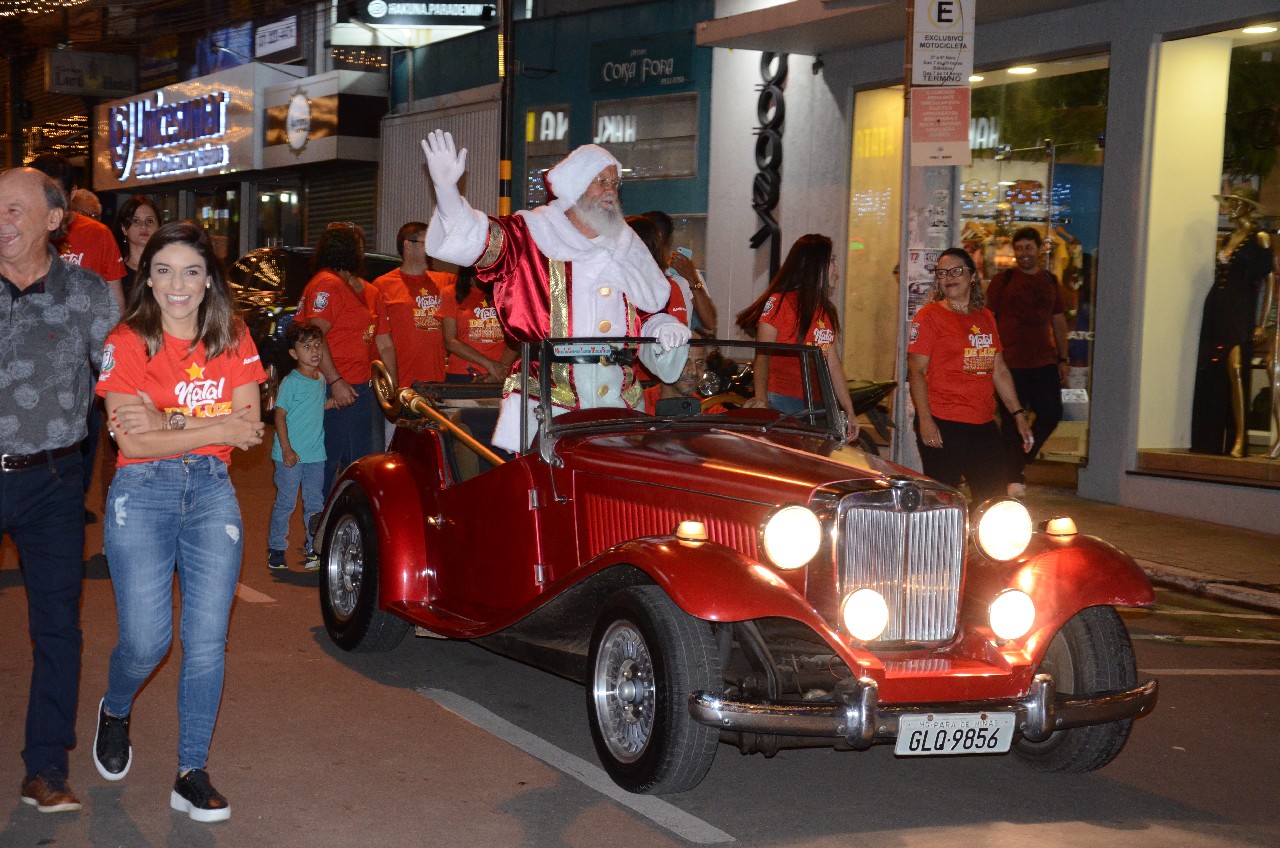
<box><xmin>1007</xmin><ymin>482</ymin><xmax>1027</xmax><ymax>499</ymax></box>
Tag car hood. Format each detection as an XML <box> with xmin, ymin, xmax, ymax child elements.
<box><xmin>557</xmin><ymin>428</ymin><xmax>919</xmax><ymax>504</ymax></box>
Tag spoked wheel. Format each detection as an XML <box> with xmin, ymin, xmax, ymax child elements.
<box><xmin>586</xmin><ymin>586</ymin><xmax>720</xmax><ymax>794</ymax></box>
<box><xmin>319</xmin><ymin>487</ymin><xmax>409</xmax><ymax>653</ymax></box>
<box><xmin>1015</xmin><ymin>605</ymin><xmax>1138</xmax><ymax>771</ymax></box>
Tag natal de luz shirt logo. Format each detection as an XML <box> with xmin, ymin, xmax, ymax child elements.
<box><xmin>173</xmin><ymin>362</ymin><xmax>231</xmax><ymax>417</ymax></box>
<box><xmin>415</xmin><ymin>287</ymin><xmax>442</xmax><ymax>331</ymax></box>
<box><xmin>812</xmin><ymin>318</ymin><xmax>835</xmax><ymax>349</ymax></box>
<box><xmin>964</xmin><ymin>324</ymin><xmax>996</xmax><ymax>374</ymax></box>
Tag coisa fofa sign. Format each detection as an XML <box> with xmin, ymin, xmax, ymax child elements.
<box><xmin>588</xmin><ymin>31</ymin><xmax>693</xmax><ymax>92</ymax></box>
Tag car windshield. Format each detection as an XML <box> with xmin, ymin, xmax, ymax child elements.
<box><xmin>528</xmin><ymin>337</ymin><xmax>845</xmax><ymax>451</ymax></box>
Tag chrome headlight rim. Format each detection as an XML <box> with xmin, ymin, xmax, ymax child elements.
<box><xmin>759</xmin><ymin>503</ymin><xmax>823</xmax><ymax>570</ymax></box>
<box><xmin>971</xmin><ymin>497</ymin><xmax>1034</xmax><ymax>562</ymax></box>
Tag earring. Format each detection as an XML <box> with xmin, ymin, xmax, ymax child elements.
<box><xmin>146</xmin><ymin>280</ymin><xmax>152</xmax><ymax>287</ymax></box>
<box><xmin>206</xmin><ymin>281</ymin><xmax>211</xmax><ymax>289</ymax></box>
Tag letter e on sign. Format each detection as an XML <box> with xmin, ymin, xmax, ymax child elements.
<box><xmin>935</xmin><ymin>0</ymin><xmax>955</xmax><ymax>24</ymax></box>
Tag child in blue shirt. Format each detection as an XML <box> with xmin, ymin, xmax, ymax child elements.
<box><xmin>268</xmin><ymin>321</ymin><xmax>334</xmax><ymax>570</ymax></box>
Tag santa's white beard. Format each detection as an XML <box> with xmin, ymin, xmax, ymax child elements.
<box><xmin>573</xmin><ymin>195</ymin><xmax>624</xmax><ymax>239</ymax></box>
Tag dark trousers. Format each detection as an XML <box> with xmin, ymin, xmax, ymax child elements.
<box><xmin>915</xmin><ymin>417</ymin><xmax>1008</xmax><ymax>506</ymax></box>
<box><xmin>81</xmin><ymin>400</ymin><xmax>102</xmax><ymax>496</ymax></box>
<box><xmin>998</xmin><ymin>364</ymin><xmax>1062</xmax><ymax>484</ymax></box>
<box><xmin>0</xmin><ymin>452</ymin><xmax>85</xmax><ymax>778</ymax></box>
<box><xmin>323</xmin><ymin>382</ymin><xmax>376</xmax><ymax>493</ymax></box>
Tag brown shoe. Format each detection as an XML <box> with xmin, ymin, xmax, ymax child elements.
<box><xmin>21</xmin><ymin>769</ymin><xmax>82</xmax><ymax>813</ymax></box>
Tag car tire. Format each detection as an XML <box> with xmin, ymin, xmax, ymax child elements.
<box><xmin>319</xmin><ymin>486</ymin><xmax>410</xmax><ymax>653</ymax></box>
<box><xmin>586</xmin><ymin>586</ymin><xmax>720</xmax><ymax>794</ymax></box>
<box><xmin>1014</xmin><ymin>605</ymin><xmax>1136</xmax><ymax>772</ymax></box>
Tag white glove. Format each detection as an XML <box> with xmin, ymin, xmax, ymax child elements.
<box><xmin>655</xmin><ymin>320</ymin><xmax>691</xmax><ymax>351</ymax></box>
<box><xmin>420</xmin><ymin>129</ymin><xmax>468</xmax><ymax>219</ymax></box>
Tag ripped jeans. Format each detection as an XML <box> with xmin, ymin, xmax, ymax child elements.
<box><xmin>102</xmin><ymin>454</ymin><xmax>243</xmax><ymax>773</ymax></box>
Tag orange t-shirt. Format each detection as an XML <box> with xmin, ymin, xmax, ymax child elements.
<box><xmin>437</xmin><ymin>283</ymin><xmax>509</xmax><ymax>377</ymax></box>
<box><xmin>907</xmin><ymin>300</ymin><xmax>1003</xmax><ymax>424</ymax></box>
<box><xmin>96</xmin><ymin>326</ymin><xmax>265</xmax><ymax>466</ymax></box>
<box><xmin>298</xmin><ymin>269</ymin><xmax>389</xmax><ymax>384</ymax></box>
<box><xmin>758</xmin><ymin>291</ymin><xmax>837</xmax><ymax>399</ymax></box>
<box><xmin>58</xmin><ymin>213</ymin><xmax>124</xmax><ymax>283</ymax></box>
<box><xmin>371</xmin><ymin>269</ymin><xmax>450</xmax><ymax>384</ymax></box>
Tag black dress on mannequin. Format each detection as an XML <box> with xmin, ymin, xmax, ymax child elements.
<box><xmin>1190</xmin><ymin>227</ymin><xmax>1271</xmax><ymax>454</ymax></box>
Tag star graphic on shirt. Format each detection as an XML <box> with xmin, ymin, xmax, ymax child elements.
<box><xmin>419</xmin><ymin>287</ymin><xmax>429</xmax><ymax>297</ymax></box>
<box><xmin>971</xmin><ymin>325</ymin><xmax>981</xmax><ymax>335</ymax></box>
<box><xmin>185</xmin><ymin>362</ymin><xmax>205</xmax><ymax>380</ymax></box>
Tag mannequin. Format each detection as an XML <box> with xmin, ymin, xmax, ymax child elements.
<box><xmin>1257</xmin><ymin>256</ymin><xmax>1280</xmax><ymax>459</ymax></box>
<box><xmin>1190</xmin><ymin>186</ymin><xmax>1273</xmax><ymax>457</ymax></box>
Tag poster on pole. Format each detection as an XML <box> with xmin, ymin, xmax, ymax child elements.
<box><xmin>912</xmin><ymin>0</ymin><xmax>975</xmax><ymax>87</ymax></box>
<box><xmin>910</xmin><ymin>87</ymin><xmax>971</xmax><ymax>166</ymax></box>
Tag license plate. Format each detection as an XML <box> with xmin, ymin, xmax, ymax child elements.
<box><xmin>894</xmin><ymin>712</ymin><xmax>1015</xmax><ymax>756</ymax></box>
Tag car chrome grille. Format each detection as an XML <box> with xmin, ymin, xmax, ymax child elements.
<box><xmin>838</xmin><ymin>492</ymin><xmax>965</xmax><ymax>643</ymax></box>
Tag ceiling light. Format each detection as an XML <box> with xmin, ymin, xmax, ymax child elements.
<box><xmin>1007</xmin><ymin>66</ymin><xmax>1037</xmax><ymax>75</ymax></box>
<box><xmin>1242</xmin><ymin>25</ymin><xmax>1278</xmax><ymax>34</ymax></box>
<box><xmin>969</xmin><ymin>74</ymin><xmax>984</xmax><ymax>82</ymax></box>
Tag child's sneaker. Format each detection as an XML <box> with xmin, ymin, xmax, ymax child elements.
<box><xmin>267</xmin><ymin>548</ymin><xmax>287</xmax><ymax>570</ymax></box>
<box><xmin>303</xmin><ymin>548</ymin><xmax>320</xmax><ymax>571</ymax></box>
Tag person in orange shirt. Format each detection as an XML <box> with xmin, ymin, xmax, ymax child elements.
<box><xmin>438</xmin><ymin>267</ymin><xmax>515</xmax><ymax>383</ymax></box>
<box><xmin>371</xmin><ymin>221</ymin><xmax>450</xmax><ymax>386</ymax></box>
<box><xmin>297</xmin><ymin>225</ymin><xmax>396</xmax><ymax>492</ymax></box>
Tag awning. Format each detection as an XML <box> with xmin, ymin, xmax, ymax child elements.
<box><xmin>694</xmin><ymin>0</ymin><xmax>1102</xmax><ymax>56</ymax></box>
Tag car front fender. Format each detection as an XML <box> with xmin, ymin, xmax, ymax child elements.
<box><xmin>584</xmin><ymin>538</ymin><xmax>847</xmax><ymax>644</ymax></box>
<box><xmin>318</xmin><ymin>453</ymin><xmax>430</xmax><ymax>607</ymax></box>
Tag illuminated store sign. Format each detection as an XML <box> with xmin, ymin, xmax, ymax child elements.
<box><xmin>107</xmin><ymin>91</ymin><xmax>231</xmax><ymax>182</ymax></box>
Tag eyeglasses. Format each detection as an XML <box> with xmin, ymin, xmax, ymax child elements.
<box><xmin>934</xmin><ymin>266</ymin><xmax>970</xmax><ymax>279</ymax></box>
<box><xmin>404</xmin><ymin>238</ymin><xmax>424</xmax><ymax>244</ymax></box>
<box><xmin>128</xmin><ymin>217</ymin><xmax>158</xmax><ymax>228</ymax></box>
<box><xmin>592</xmin><ymin>176</ymin><xmax>623</xmax><ymax>192</ymax></box>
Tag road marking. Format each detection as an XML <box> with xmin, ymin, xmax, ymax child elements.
<box><xmin>235</xmin><ymin>583</ymin><xmax>274</xmax><ymax>604</ymax></box>
<box><xmin>419</xmin><ymin>687</ymin><xmax>735</xmax><ymax>844</ymax></box>
<box><xmin>1134</xmin><ymin>635</ymin><xmax>1278</xmax><ymax>646</ymax></box>
<box><xmin>1153</xmin><ymin>610</ymin><xmax>1277</xmax><ymax>620</ymax></box>
<box><xmin>1140</xmin><ymin>669</ymin><xmax>1280</xmax><ymax>676</ymax></box>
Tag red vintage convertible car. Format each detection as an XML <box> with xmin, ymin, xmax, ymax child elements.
<box><xmin>315</xmin><ymin>337</ymin><xmax>1157</xmax><ymax>794</ymax></box>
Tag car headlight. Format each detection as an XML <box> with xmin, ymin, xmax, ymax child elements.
<box><xmin>974</xmin><ymin>499</ymin><xmax>1033</xmax><ymax>561</ymax></box>
<box><xmin>842</xmin><ymin>589</ymin><xmax>889</xmax><ymax>642</ymax></box>
<box><xmin>989</xmin><ymin>589</ymin><xmax>1036</xmax><ymax>641</ymax></box>
<box><xmin>760</xmin><ymin>505</ymin><xmax>822</xmax><ymax>570</ymax></box>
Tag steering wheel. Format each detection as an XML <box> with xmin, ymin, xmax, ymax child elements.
<box><xmin>700</xmin><ymin>392</ymin><xmax>746</xmax><ymax>412</ymax></box>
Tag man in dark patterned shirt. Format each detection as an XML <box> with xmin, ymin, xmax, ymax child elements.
<box><xmin>0</xmin><ymin>167</ymin><xmax>118</xmax><ymax>812</ymax></box>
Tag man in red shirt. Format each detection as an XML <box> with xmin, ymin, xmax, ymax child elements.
<box><xmin>985</xmin><ymin>226</ymin><xmax>1070</xmax><ymax>498</ymax></box>
<box><xmin>371</xmin><ymin>221</ymin><xmax>451</xmax><ymax>386</ymax></box>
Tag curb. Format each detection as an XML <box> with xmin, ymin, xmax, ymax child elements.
<box><xmin>1137</xmin><ymin>559</ymin><xmax>1280</xmax><ymax>615</ymax></box>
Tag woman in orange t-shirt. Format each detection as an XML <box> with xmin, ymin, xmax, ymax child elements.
<box><xmin>907</xmin><ymin>247</ymin><xmax>1032</xmax><ymax>505</ymax></box>
<box><xmin>95</xmin><ymin>221</ymin><xmax>265</xmax><ymax>821</ymax></box>
<box><xmin>735</xmin><ymin>234</ymin><xmax>857</xmax><ymax>440</ymax></box>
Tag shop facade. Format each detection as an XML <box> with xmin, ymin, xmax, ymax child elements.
<box><xmin>376</xmin><ymin>0</ymin><xmax>714</xmax><ymax>260</ymax></box>
<box><xmin>699</xmin><ymin>0</ymin><xmax>1280</xmax><ymax>532</ymax></box>
<box><xmin>92</xmin><ymin>64</ymin><xmax>387</xmax><ymax>262</ymax></box>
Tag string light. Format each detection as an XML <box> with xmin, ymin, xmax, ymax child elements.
<box><xmin>0</xmin><ymin>0</ymin><xmax>88</xmax><ymax>17</ymax></box>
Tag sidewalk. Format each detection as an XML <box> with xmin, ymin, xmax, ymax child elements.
<box><xmin>1022</xmin><ymin>465</ymin><xmax>1280</xmax><ymax>614</ymax></box>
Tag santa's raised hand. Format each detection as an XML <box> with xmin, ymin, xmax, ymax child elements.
<box><xmin>421</xmin><ymin>129</ymin><xmax>467</xmax><ymax>218</ymax></box>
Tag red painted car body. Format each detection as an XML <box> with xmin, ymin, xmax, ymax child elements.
<box><xmin>317</xmin><ymin>338</ymin><xmax>1157</xmax><ymax>794</ymax></box>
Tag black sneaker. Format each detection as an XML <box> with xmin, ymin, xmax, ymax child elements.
<box><xmin>92</xmin><ymin>699</ymin><xmax>131</xmax><ymax>781</ymax></box>
<box><xmin>170</xmin><ymin>768</ymin><xmax>230</xmax><ymax>823</ymax></box>
<box><xmin>303</xmin><ymin>547</ymin><xmax>320</xmax><ymax>571</ymax></box>
<box><xmin>267</xmin><ymin>548</ymin><xmax>287</xmax><ymax>570</ymax></box>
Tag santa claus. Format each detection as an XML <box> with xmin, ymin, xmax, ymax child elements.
<box><xmin>421</xmin><ymin>129</ymin><xmax>689</xmax><ymax>452</ymax></box>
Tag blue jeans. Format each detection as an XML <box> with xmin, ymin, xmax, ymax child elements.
<box><xmin>0</xmin><ymin>451</ymin><xmax>84</xmax><ymax>779</ymax></box>
<box><xmin>103</xmin><ymin>454</ymin><xmax>243</xmax><ymax>773</ymax></box>
<box><xmin>323</xmin><ymin>382</ymin><xmax>375</xmax><ymax>493</ymax></box>
<box><xmin>269</xmin><ymin>459</ymin><xmax>325</xmax><ymax>552</ymax></box>
<box><xmin>768</xmin><ymin>392</ymin><xmax>806</xmax><ymax>414</ymax></box>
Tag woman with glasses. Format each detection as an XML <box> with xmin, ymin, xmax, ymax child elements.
<box><xmin>736</xmin><ymin>233</ymin><xmax>858</xmax><ymax>440</ymax></box>
<box><xmin>114</xmin><ymin>195</ymin><xmax>161</xmax><ymax>302</ymax></box>
<box><xmin>907</xmin><ymin>247</ymin><xmax>1033</xmax><ymax>505</ymax></box>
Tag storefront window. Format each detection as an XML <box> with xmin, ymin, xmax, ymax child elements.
<box><xmin>591</xmin><ymin>92</ymin><xmax>698</xmax><ymax>181</ymax></box>
<box><xmin>1140</xmin><ymin>24</ymin><xmax>1280</xmax><ymax>473</ymax></box>
<box><xmin>194</xmin><ymin>185</ymin><xmax>239</xmax><ymax>262</ymax></box>
<box><xmin>525</xmin><ymin>105</ymin><xmax>572</xmax><ymax>209</ymax></box>
<box><xmin>255</xmin><ymin>178</ymin><xmax>302</xmax><ymax>248</ymax></box>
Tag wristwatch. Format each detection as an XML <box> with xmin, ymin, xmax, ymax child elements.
<box><xmin>166</xmin><ymin>411</ymin><xmax>186</xmax><ymax>431</ymax></box>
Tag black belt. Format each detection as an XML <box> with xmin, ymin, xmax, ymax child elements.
<box><xmin>0</xmin><ymin>444</ymin><xmax>80</xmax><ymax>472</ymax></box>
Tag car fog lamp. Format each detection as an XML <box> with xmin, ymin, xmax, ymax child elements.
<box><xmin>1045</xmin><ymin>516</ymin><xmax>1077</xmax><ymax>537</ymax></box>
<box><xmin>989</xmin><ymin>590</ymin><xmax>1036</xmax><ymax>641</ymax></box>
<box><xmin>975</xmin><ymin>499</ymin><xmax>1033</xmax><ymax>561</ymax></box>
<box><xmin>842</xmin><ymin>589</ymin><xmax>889</xmax><ymax>642</ymax></box>
<box><xmin>761</xmin><ymin>505</ymin><xmax>822</xmax><ymax>570</ymax></box>
<box><xmin>675</xmin><ymin>520</ymin><xmax>708</xmax><ymax>542</ymax></box>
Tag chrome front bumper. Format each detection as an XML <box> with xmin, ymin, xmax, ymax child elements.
<box><xmin>688</xmin><ymin>674</ymin><xmax>1158</xmax><ymax>748</ymax></box>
